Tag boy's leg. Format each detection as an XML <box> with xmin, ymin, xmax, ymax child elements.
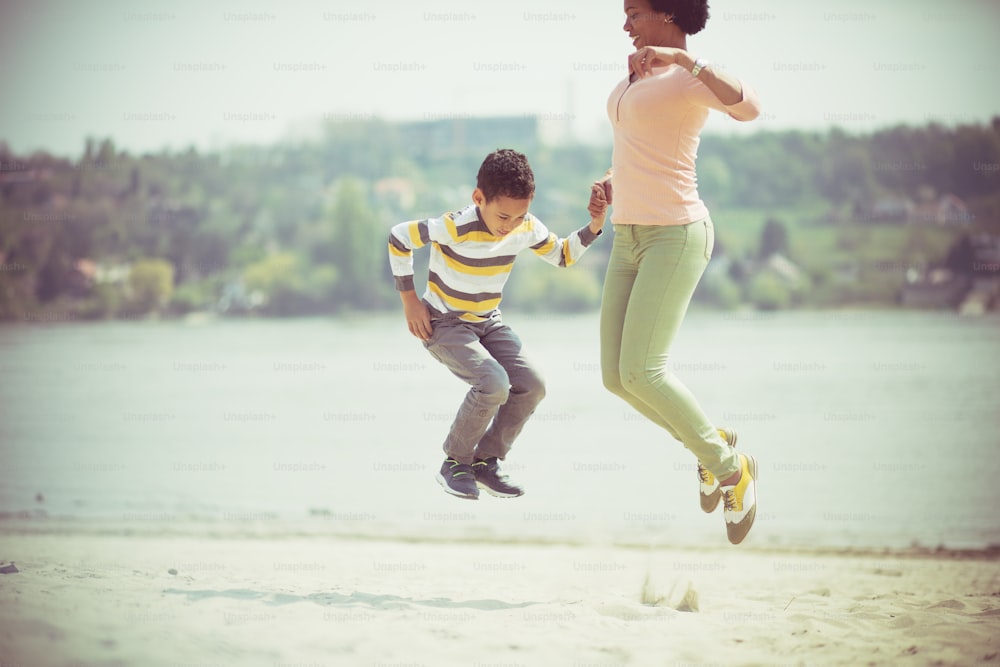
<box><xmin>424</xmin><ymin>318</ymin><xmax>511</xmax><ymax>465</ymax></box>
<box><xmin>474</xmin><ymin>316</ymin><xmax>545</xmax><ymax>461</ymax></box>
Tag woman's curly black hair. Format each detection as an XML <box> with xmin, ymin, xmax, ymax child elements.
<box><xmin>476</xmin><ymin>148</ymin><xmax>535</xmax><ymax>201</ymax></box>
<box><xmin>650</xmin><ymin>0</ymin><xmax>710</xmax><ymax>35</ymax></box>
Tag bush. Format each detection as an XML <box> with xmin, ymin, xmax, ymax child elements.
<box><xmin>169</xmin><ymin>282</ymin><xmax>212</xmax><ymax>315</ymax></box>
<box><xmin>77</xmin><ymin>283</ymin><xmax>122</xmax><ymax>320</ymax></box>
<box><xmin>242</xmin><ymin>252</ymin><xmax>339</xmax><ymax>315</ymax></box>
<box><xmin>128</xmin><ymin>259</ymin><xmax>174</xmax><ymax>314</ymax></box>
<box><xmin>748</xmin><ymin>272</ymin><xmax>792</xmax><ymax>310</ymax></box>
<box><xmin>505</xmin><ymin>261</ymin><xmax>602</xmax><ymax>313</ymax></box>
<box><xmin>696</xmin><ymin>270</ymin><xmax>743</xmax><ymax>309</ymax></box>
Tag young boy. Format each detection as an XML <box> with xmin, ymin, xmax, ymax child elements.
<box><xmin>388</xmin><ymin>149</ymin><xmax>609</xmax><ymax>500</ymax></box>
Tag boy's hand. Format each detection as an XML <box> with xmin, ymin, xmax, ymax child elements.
<box><xmin>588</xmin><ymin>181</ymin><xmax>609</xmax><ymax>233</ymax></box>
<box><xmin>400</xmin><ymin>291</ymin><xmax>432</xmax><ymax>340</ymax></box>
<box><xmin>599</xmin><ymin>172</ymin><xmax>613</xmax><ymax>205</ymax></box>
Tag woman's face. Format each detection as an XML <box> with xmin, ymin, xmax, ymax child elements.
<box><xmin>622</xmin><ymin>0</ymin><xmax>672</xmax><ymax>50</ymax></box>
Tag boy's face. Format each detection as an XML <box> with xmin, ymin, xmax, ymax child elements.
<box><xmin>473</xmin><ymin>189</ymin><xmax>532</xmax><ymax>238</ymax></box>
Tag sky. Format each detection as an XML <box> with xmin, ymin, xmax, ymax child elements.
<box><xmin>1</xmin><ymin>0</ymin><xmax>999</xmax><ymax>157</ymax></box>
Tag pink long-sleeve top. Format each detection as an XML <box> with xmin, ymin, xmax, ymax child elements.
<box><xmin>606</xmin><ymin>65</ymin><xmax>761</xmax><ymax>225</ymax></box>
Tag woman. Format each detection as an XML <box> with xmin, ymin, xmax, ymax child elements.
<box><xmin>595</xmin><ymin>0</ymin><xmax>762</xmax><ymax>544</ymax></box>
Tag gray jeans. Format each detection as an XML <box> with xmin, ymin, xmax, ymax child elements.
<box><xmin>423</xmin><ymin>309</ymin><xmax>545</xmax><ymax>465</ymax></box>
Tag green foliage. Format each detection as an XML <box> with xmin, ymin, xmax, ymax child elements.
<box><xmin>77</xmin><ymin>283</ymin><xmax>122</xmax><ymax>320</ymax></box>
<box><xmin>697</xmin><ymin>270</ymin><xmax>742</xmax><ymax>309</ymax></box>
<box><xmin>327</xmin><ymin>177</ymin><xmax>390</xmax><ymax>309</ymax></box>
<box><xmin>169</xmin><ymin>281</ymin><xmax>210</xmax><ymax>315</ymax></box>
<box><xmin>505</xmin><ymin>259</ymin><xmax>603</xmax><ymax>313</ymax></box>
<box><xmin>1</xmin><ymin>117</ymin><xmax>997</xmax><ymax>320</ymax></box>
<box><xmin>241</xmin><ymin>252</ymin><xmax>341</xmax><ymax>316</ymax></box>
<box><xmin>759</xmin><ymin>218</ymin><xmax>789</xmax><ymax>259</ymax></box>
<box><xmin>748</xmin><ymin>272</ymin><xmax>791</xmax><ymax>310</ymax></box>
<box><xmin>127</xmin><ymin>259</ymin><xmax>174</xmax><ymax>314</ymax></box>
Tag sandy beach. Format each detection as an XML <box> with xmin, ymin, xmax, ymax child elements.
<box><xmin>2</xmin><ymin>519</ymin><xmax>999</xmax><ymax>667</ymax></box>
<box><xmin>3</xmin><ymin>315</ymin><xmax>1000</xmax><ymax>666</ymax></box>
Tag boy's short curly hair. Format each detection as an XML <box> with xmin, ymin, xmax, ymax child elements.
<box><xmin>650</xmin><ymin>0</ymin><xmax>710</xmax><ymax>35</ymax></box>
<box><xmin>476</xmin><ymin>149</ymin><xmax>535</xmax><ymax>201</ymax></box>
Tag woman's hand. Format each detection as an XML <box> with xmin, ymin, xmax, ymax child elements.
<box><xmin>598</xmin><ymin>169</ymin><xmax>613</xmax><ymax>205</ymax></box>
<box><xmin>587</xmin><ymin>170</ymin><xmax>613</xmax><ymax>234</ymax></box>
<box><xmin>588</xmin><ymin>181</ymin><xmax>609</xmax><ymax>229</ymax></box>
<box><xmin>628</xmin><ymin>45</ymin><xmax>687</xmax><ymax>79</ymax></box>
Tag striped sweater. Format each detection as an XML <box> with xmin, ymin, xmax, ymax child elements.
<box><xmin>388</xmin><ymin>204</ymin><xmax>601</xmax><ymax>322</ymax></box>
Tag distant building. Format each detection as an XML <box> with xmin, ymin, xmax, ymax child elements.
<box><xmin>974</xmin><ymin>235</ymin><xmax>1000</xmax><ymax>265</ymax></box>
<box><xmin>864</xmin><ymin>194</ymin><xmax>972</xmax><ymax>226</ymax></box>
<box><xmin>910</xmin><ymin>194</ymin><xmax>973</xmax><ymax>226</ymax></box>
<box><xmin>374</xmin><ymin>177</ymin><xmax>416</xmax><ymax>211</ymax></box>
<box><xmin>866</xmin><ymin>196</ymin><xmax>913</xmax><ymax>223</ymax></box>
<box><xmin>398</xmin><ymin>116</ymin><xmax>539</xmax><ymax>161</ymax></box>
<box><xmin>900</xmin><ymin>269</ymin><xmax>971</xmax><ymax>308</ymax></box>
<box><xmin>763</xmin><ymin>253</ymin><xmax>805</xmax><ymax>285</ymax></box>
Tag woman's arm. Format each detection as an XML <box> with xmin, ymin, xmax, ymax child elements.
<box><xmin>629</xmin><ymin>46</ymin><xmax>757</xmax><ymax>114</ymax></box>
<box><xmin>674</xmin><ymin>51</ymin><xmax>744</xmax><ymax>106</ymax></box>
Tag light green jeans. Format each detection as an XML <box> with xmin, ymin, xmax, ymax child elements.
<box><xmin>599</xmin><ymin>218</ymin><xmax>740</xmax><ymax>481</ymax></box>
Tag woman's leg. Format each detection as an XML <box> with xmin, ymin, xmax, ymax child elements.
<box><xmin>616</xmin><ymin>219</ymin><xmax>739</xmax><ymax>481</ymax></box>
<box><xmin>600</xmin><ymin>224</ymin><xmax>683</xmax><ymax>441</ymax></box>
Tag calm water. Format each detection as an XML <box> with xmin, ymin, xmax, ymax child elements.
<box><xmin>1</xmin><ymin>310</ymin><xmax>998</xmax><ymax>549</ymax></box>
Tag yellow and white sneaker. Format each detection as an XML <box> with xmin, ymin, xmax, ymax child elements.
<box><xmin>698</xmin><ymin>428</ymin><xmax>738</xmax><ymax>513</ymax></box>
<box><xmin>721</xmin><ymin>453</ymin><xmax>758</xmax><ymax>545</ymax></box>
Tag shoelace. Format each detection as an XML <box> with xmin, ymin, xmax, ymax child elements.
<box><xmin>474</xmin><ymin>461</ymin><xmax>507</xmax><ymax>481</ymax></box>
<box><xmin>723</xmin><ymin>489</ymin><xmax>738</xmax><ymax>512</ymax></box>
<box><xmin>698</xmin><ymin>465</ymin><xmax>713</xmax><ymax>485</ymax></box>
<box><xmin>447</xmin><ymin>460</ymin><xmax>472</xmax><ymax>478</ymax></box>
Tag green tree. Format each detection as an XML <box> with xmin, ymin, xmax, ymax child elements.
<box><xmin>697</xmin><ymin>155</ymin><xmax>732</xmax><ymax>204</ymax></box>
<box><xmin>328</xmin><ymin>177</ymin><xmax>389</xmax><ymax>309</ymax></box>
<box><xmin>243</xmin><ymin>252</ymin><xmax>306</xmax><ymax>315</ymax></box>
<box><xmin>128</xmin><ymin>259</ymin><xmax>174</xmax><ymax>314</ymax></box>
<box><xmin>506</xmin><ymin>260</ymin><xmax>602</xmax><ymax>312</ymax></box>
<box><xmin>759</xmin><ymin>218</ymin><xmax>789</xmax><ymax>259</ymax></box>
<box><xmin>241</xmin><ymin>252</ymin><xmax>339</xmax><ymax>315</ymax></box>
<box><xmin>819</xmin><ymin>134</ymin><xmax>878</xmax><ymax>205</ymax></box>
<box><xmin>748</xmin><ymin>272</ymin><xmax>791</xmax><ymax>310</ymax></box>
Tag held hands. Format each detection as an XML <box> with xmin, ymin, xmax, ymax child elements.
<box><xmin>628</xmin><ymin>46</ymin><xmax>686</xmax><ymax>79</ymax></box>
<box><xmin>588</xmin><ymin>179</ymin><xmax>612</xmax><ymax>234</ymax></box>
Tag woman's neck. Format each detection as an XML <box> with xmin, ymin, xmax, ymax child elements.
<box><xmin>657</xmin><ymin>34</ymin><xmax>687</xmax><ymax>50</ymax></box>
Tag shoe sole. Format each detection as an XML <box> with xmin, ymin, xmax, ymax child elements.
<box><xmin>700</xmin><ymin>429</ymin><xmax>739</xmax><ymax>513</ymax></box>
<box><xmin>435</xmin><ymin>472</ymin><xmax>478</xmax><ymax>500</ymax></box>
<box><xmin>726</xmin><ymin>453</ymin><xmax>758</xmax><ymax>545</ymax></box>
<box><xmin>476</xmin><ymin>481</ymin><xmax>524</xmax><ymax>499</ymax></box>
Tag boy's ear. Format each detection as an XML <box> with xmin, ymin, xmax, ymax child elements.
<box><xmin>472</xmin><ymin>188</ymin><xmax>486</xmax><ymax>206</ymax></box>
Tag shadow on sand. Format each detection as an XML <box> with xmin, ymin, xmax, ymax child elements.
<box><xmin>162</xmin><ymin>587</ymin><xmax>541</xmax><ymax>611</ymax></box>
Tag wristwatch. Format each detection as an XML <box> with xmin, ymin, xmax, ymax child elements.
<box><xmin>691</xmin><ymin>58</ymin><xmax>710</xmax><ymax>77</ymax></box>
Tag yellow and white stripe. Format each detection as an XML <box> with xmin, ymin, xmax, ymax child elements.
<box><xmin>388</xmin><ymin>204</ymin><xmax>600</xmax><ymax>320</ymax></box>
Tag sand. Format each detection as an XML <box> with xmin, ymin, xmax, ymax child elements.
<box><xmin>1</xmin><ymin>520</ymin><xmax>999</xmax><ymax>667</ymax></box>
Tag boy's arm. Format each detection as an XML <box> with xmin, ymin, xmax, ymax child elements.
<box><xmin>399</xmin><ymin>289</ymin><xmax>431</xmax><ymax>340</ymax></box>
<box><xmin>530</xmin><ymin>181</ymin><xmax>609</xmax><ymax>268</ymax></box>
<box><xmin>387</xmin><ymin>218</ymin><xmax>435</xmax><ymax>340</ymax></box>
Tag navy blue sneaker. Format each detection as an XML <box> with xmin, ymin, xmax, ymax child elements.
<box><xmin>437</xmin><ymin>458</ymin><xmax>479</xmax><ymax>499</ymax></box>
<box><xmin>473</xmin><ymin>457</ymin><xmax>524</xmax><ymax>498</ymax></box>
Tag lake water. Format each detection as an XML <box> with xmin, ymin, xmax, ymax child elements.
<box><xmin>1</xmin><ymin>310</ymin><xmax>998</xmax><ymax>550</ymax></box>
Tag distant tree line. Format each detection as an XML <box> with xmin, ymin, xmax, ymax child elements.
<box><xmin>0</xmin><ymin>117</ymin><xmax>997</xmax><ymax>321</ymax></box>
